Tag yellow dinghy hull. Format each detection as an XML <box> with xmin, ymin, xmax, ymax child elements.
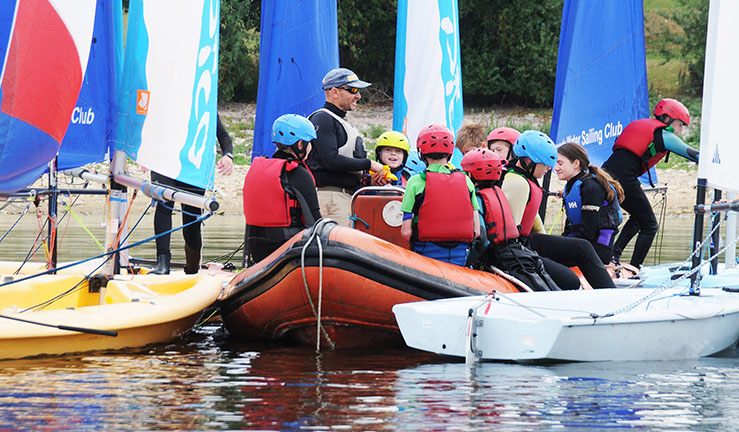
<box><xmin>0</xmin><ymin>274</ymin><xmax>223</xmax><ymax>360</ymax></box>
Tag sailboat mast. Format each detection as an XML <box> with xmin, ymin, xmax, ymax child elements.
<box><xmin>47</xmin><ymin>157</ymin><xmax>58</xmax><ymax>273</ymax></box>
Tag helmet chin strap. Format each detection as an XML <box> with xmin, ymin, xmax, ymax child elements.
<box><xmin>519</xmin><ymin>157</ymin><xmax>537</xmax><ymax>177</ymax></box>
<box><xmin>292</xmin><ymin>141</ymin><xmax>308</xmax><ymax>160</ymax></box>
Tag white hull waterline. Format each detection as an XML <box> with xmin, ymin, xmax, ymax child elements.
<box><xmin>393</xmin><ymin>287</ymin><xmax>739</xmax><ymax>362</ymax></box>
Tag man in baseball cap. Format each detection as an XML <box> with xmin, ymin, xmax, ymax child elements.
<box><xmin>307</xmin><ymin>67</ymin><xmax>387</xmax><ymax>227</ymax></box>
<box><xmin>321</xmin><ymin>67</ymin><xmax>371</xmax><ymax>90</ymax></box>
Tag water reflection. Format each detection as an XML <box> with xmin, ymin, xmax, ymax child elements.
<box><xmin>2</xmin><ymin>324</ymin><xmax>738</xmax><ymax>431</ymax></box>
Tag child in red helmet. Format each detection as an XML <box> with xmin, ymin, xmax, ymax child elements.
<box><xmin>462</xmin><ymin>148</ymin><xmax>558</xmax><ymax>291</ymax></box>
<box><xmin>602</xmin><ymin>98</ymin><xmax>699</xmax><ymax>268</ymax></box>
<box><xmin>400</xmin><ymin>124</ymin><xmax>480</xmax><ymax>266</ymax></box>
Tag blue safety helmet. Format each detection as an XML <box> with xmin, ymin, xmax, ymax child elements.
<box><xmin>404</xmin><ymin>149</ymin><xmax>426</xmax><ymax>176</ymax></box>
<box><xmin>272</xmin><ymin>114</ymin><xmax>317</xmax><ymax>146</ymax></box>
<box><xmin>513</xmin><ymin>130</ymin><xmax>557</xmax><ymax>167</ymax></box>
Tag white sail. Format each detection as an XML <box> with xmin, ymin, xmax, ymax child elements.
<box><xmin>698</xmin><ymin>0</ymin><xmax>739</xmax><ymax>192</ymax></box>
<box><xmin>117</xmin><ymin>0</ymin><xmax>219</xmax><ymax>190</ymax></box>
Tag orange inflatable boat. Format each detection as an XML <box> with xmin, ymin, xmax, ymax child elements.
<box><xmin>218</xmin><ymin>187</ymin><xmax>525</xmax><ymax>349</ymax></box>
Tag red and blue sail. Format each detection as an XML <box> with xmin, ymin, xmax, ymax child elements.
<box><xmin>0</xmin><ymin>0</ymin><xmax>97</xmax><ymax>193</ymax></box>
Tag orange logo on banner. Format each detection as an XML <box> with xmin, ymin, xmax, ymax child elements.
<box><xmin>136</xmin><ymin>90</ymin><xmax>150</xmax><ymax>115</ymax></box>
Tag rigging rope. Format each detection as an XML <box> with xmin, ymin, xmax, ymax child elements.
<box><xmin>300</xmin><ymin>219</ymin><xmax>336</xmax><ymax>351</ymax></box>
<box><xmin>0</xmin><ymin>203</ymin><xmax>30</xmax><ymax>245</ymax></box>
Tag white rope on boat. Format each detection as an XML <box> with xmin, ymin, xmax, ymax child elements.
<box><xmin>299</xmin><ymin>219</ymin><xmax>335</xmax><ymax>350</ymax></box>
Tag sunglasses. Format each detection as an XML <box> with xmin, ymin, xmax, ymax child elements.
<box><xmin>338</xmin><ymin>86</ymin><xmax>359</xmax><ymax>95</ymax></box>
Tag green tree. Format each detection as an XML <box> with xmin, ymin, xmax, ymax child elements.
<box><xmin>218</xmin><ymin>0</ymin><xmax>261</xmax><ymax>102</ymax></box>
<box><xmin>459</xmin><ymin>0</ymin><xmax>562</xmax><ymax>106</ymax></box>
<box><xmin>337</xmin><ymin>0</ymin><xmax>398</xmax><ymax>102</ymax></box>
<box><xmin>652</xmin><ymin>0</ymin><xmax>708</xmax><ymax>96</ymax></box>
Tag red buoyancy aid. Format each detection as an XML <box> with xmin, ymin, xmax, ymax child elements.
<box><xmin>478</xmin><ymin>187</ymin><xmax>519</xmax><ymax>244</ymax></box>
<box><xmin>612</xmin><ymin>118</ymin><xmax>667</xmax><ymax>174</ymax></box>
<box><xmin>518</xmin><ymin>176</ymin><xmax>543</xmax><ymax>237</ymax></box>
<box><xmin>416</xmin><ymin>171</ymin><xmax>475</xmax><ymax>242</ymax></box>
<box><xmin>243</xmin><ymin>157</ymin><xmax>301</xmax><ymax>227</ymax></box>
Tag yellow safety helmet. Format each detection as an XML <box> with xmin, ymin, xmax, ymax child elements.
<box><xmin>375</xmin><ymin>130</ymin><xmax>410</xmax><ymax>165</ymax></box>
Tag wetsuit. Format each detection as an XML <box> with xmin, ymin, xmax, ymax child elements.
<box><xmin>562</xmin><ymin>172</ymin><xmax>622</xmax><ymax>264</ymax></box>
<box><xmin>151</xmin><ymin>114</ymin><xmax>232</xmax><ymax>270</ymax></box>
<box><xmin>502</xmin><ymin>166</ymin><xmax>615</xmax><ymax>289</ymax></box>
<box><xmin>243</xmin><ymin>150</ymin><xmax>322</xmax><ymax>265</ymax></box>
<box><xmin>603</xmin><ymin>122</ymin><xmax>698</xmax><ymax>267</ymax></box>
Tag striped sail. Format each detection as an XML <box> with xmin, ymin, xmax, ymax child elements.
<box><xmin>0</xmin><ymin>0</ymin><xmax>97</xmax><ymax>193</ymax></box>
<box><xmin>393</xmin><ymin>0</ymin><xmax>463</xmax><ymax>167</ymax></box>
<box><xmin>117</xmin><ymin>0</ymin><xmax>219</xmax><ymax>190</ymax></box>
<box><xmin>698</xmin><ymin>0</ymin><xmax>739</xmax><ymax>193</ymax></box>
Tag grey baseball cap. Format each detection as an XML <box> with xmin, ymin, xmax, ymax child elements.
<box><xmin>321</xmin><ymin>67</ymin><xmax>371</xmax><ymax>90</ymax></box>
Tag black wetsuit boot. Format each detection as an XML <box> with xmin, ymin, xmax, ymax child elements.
<box><xmin>150</xmin><ymin>252</ymin><xmax>171</xmax><ymax>275</ymax></box>
<box><xmin>184</xmin><ymin>244</ymin><xmax>201</xmax><ymax>274</ymax></box>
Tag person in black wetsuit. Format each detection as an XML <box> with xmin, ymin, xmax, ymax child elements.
<box><xmin>555</xmin><ymin>142</ymin><xmax>624</xmax><ymax>265</ymax></box>
<box><xmin>602</xmin><ymin>98</ymin><xmax>699</xmax><ymax>268</ymax></box>
<box><xmin>307</xmin><ymin>67</ymin><xmax>388</xmax><ymax>227</ymax></box>
<box><xmin>242</xmin><ymin>114</ymin><xmax>322</xmax><ymax>266</ymax></box>
<box><xmin>150</xmin><ymin>114</ymin><xmax>233</xmax><ymax>275</ymax></box>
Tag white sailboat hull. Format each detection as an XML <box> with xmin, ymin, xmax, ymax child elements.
<box><xmin>393</xmin><ymin>288</ymin><xmax>739</xmax><ymax>362</ymax></box>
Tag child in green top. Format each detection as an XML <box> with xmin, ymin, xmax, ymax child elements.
<box><xmin>400</xmin><ymin>124</ymin><xmax>480</xmax><ymax>266</ymax></box>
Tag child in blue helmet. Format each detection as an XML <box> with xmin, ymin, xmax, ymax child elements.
<box><xmin>501</xmin><ymin>130</ymin><xmax>615</xmax><ymax>289</ymax></box>
<box><xmin>242</xmin><ymin>114</ymin><xmax>322</xmax><ymax>266</ymax></box>
<box><xmin>400</xmin><ymin>124</ymin><xmax>480</xmax><ymax>266</ymax></box>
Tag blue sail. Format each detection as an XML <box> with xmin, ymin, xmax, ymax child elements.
<box><xmin>551</xmin><ymin>0</ymin><xmax>650</xmax><ymax>180</ymax></box>
<box><xmin>57</xmin><ymin>0</ymin><xmax>123</xmax><ymax>172</ymax></box>
<box><xmin>252</xmin><ymin>0</ymin><xmax>338</xmax><ymax>158</ymax></box>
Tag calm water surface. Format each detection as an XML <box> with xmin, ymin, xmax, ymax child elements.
<box><xmin>2</xmin><ymin>213</ymin><xmax>739</xmax><ymax>430</ymax></box>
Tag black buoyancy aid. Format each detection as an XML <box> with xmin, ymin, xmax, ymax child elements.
<box><xmin>416</xmin><ymin>170</ymin><xmax>474</xmax><ymax>242</ymax></box>
<box><xmin>563</xmin><ymin>175</ymin><xmax>622</xmax><ymax>244</ymax></box>
<box><xmin>243</xmin><ymin>157</ymin><xmax>304</xmax><ymax>228</ymax></box>
<box><xmin>613</xmin><ymin>118</ymin><xmax>667</xmax><ymax>174</ymax></box>
<box><xmin>478</xmin><ymin>186</ymin><xmax>519</xmax><ymax>244</ymax></box>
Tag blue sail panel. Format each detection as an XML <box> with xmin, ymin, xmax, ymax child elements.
<box><xmin>57</xmin><ymin>0</ymin><xmax>123</xmax><ymax>172</ymax></box>
<box><xmin>252</xmin><ymin>0</ymin><xmax>339</xmax><ymax>158</ymax></box>
<box><xmin>393</xmin><ymin>0</ymin><xmax>464</xmax><ymax>170</ymax></box>
<box><xmin>551</xmin><ymin>0</ymin><xmax>650</xmax><ymax>179</ymax></box>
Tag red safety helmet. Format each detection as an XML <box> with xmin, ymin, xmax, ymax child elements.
<box><xmin>487</xmin><ymin>127</ymin><xmax>521</xmax><ymax>146</ymax></box>
<box><xmin>416</xmin><ymin>124</ymin><xmax>454</xmax><ymax>156</ymax></box>
<box><xmin>654</xmin><ymin>98</ymin><xmax>690</xmax><ymax>126</ymax></box>
<box><xmin>461</xmin><ymin>147</ymin><xmax>507</xmax><ymax>181</ymax></box>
